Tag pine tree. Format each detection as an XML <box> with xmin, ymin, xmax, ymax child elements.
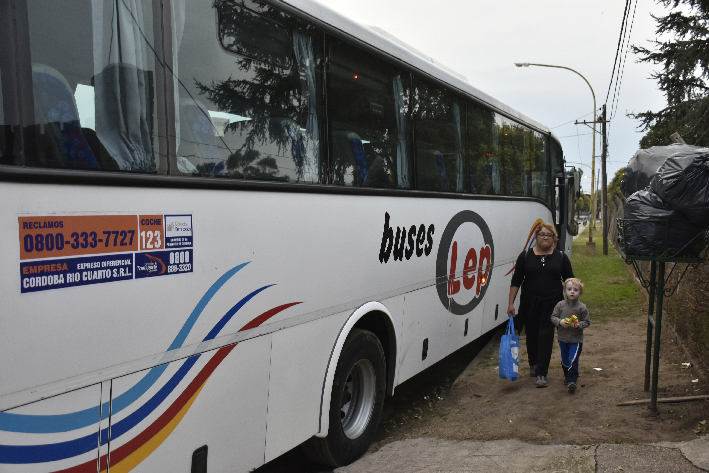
<box><xmin>632</xmin><ymin>0</ymin><xmax>709</xmax><ymax>147</ymax></box>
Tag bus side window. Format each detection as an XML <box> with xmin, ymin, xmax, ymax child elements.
<box><xmin>413</xmin><ymin>79</ymin><xmax>466</xmax><ymax>193</ymax></box>
<box><xmin>327</xmin><ymin>38</ymin><xmax>412</xmax><ymax>189</ymax></box>
<box><xmin>331</xmin><ymin>130</ymin><xmax>370</xmax><ymax>186</ymax></box>
<box><xmin>173</xmin><ymin>0</ymin><xmax>324</xmax><ymax>183</ymax></box>
<box><xmin>0</xmin><ymin>68</ymin><xmax>9</xmax><ymax>165</ymax></box>
<box><xmin>528</xmin><ymin>129</ymin><xmax>549</xmax><ymax>201</ymax></box>
<box><xmin>551</xmin><ymin>139</ymin><xmax>564</xmax><ymax>209</ymax></box>
<box><xmin>23</xmin><ymin>0</ymin><xmax>158</xmax><ymax>172</ymax></box>
<box><xmin>497</xmin><ymin>121</ymin><xmax>526</xmax><ymax>196</ymax></box>
<box><xmin>466</xmin><ymin>102</ymin><xmax>497</xmax><ymax>195</ymax></box>
<box><xmin>30</xmin><ymin>64</ymin><xmax>100</xmax><ymax>170</ymax></box>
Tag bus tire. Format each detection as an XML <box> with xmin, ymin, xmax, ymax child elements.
<box><xmin>303</xmin><ymin>328</ymin><xmax>386</xmax><ymax>467</ymax></box>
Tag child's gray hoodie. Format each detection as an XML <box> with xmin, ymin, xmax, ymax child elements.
<box><xmin>550</xmin><ymin>299</ymin><xmax>590</xmax><ymax>343</ymax></box>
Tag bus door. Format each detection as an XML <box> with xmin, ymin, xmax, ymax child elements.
<box><xmin>560</xmin><ymin>169</ymin><xmax>580</xmax><ymax>253</ymax></box>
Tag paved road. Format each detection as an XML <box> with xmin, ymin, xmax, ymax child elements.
<box><xmin>574</xmin><ymin>221</ymin><xmax>589</xmax><ymax>240</ymax></box>
<box><xmin>334</xmin><ymin>437</ymin><xmax>709</xmax><ymax>472</ymax></box>
<box><xmin>334</xmin><ymin>328</ymin><xmax>709</xmax><ymax>473</ymax></box>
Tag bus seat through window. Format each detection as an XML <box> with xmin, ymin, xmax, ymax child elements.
<box><xmin>31</xmin><ymin>63</ymin><xmax>99</xmax><ymax>169</ymax></box>
<box><xmin>332</xmin><ymin>130</ymin><xmax>370</xmax><ymax>186</ymax></box>
<box><xmin>277</xmin><ymin>118</ymin><xmax>305</xmax><ymax>173</ymax></box>
<box><xmin>179</xmin><ymin>98</ymin><xmax>226</xmax><ymax>175</ymax></box>
<box><xmin>418</xmin><ymin>149</ymin><xmax>450</xmax><ymax>192</ymax></box>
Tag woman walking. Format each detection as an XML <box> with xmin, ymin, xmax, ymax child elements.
<box><xmin>507</xmin><ymin>222</ymin><xmax>574</xmax><ymax>388</ymax></box>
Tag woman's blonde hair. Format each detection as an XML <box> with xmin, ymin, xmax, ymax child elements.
<box><xmin>564</xmin><ymin>277</ymin><xmax>584</xmax><ymax>294</ymax></box>
<box><xmin>535</xmin><ymin>222</ymin><xmax>558</xmax><ymax>247</ymax></box>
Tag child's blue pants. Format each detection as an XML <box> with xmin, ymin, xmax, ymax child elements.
<box><xmin>559</xmin><ymin>341</ymin><xmax>582</xmax><ymax>383</ymax></box>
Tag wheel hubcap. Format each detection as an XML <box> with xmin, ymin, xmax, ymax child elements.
<box><xmin>340</xmin><ymin>359</ymin><xmax>376</xmax><ymax>439</ymax></box>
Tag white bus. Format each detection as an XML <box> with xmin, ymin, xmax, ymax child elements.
<box><xmin>0</xmin><ymin>0</ymin><xmax>579</xmax><ymax>471</ymax></box>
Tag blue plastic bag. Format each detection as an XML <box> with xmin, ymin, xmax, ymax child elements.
<box><xmin>499</xmin><ymin>317</ymin><xmax>519</xmax><ymax>381</ymax></box>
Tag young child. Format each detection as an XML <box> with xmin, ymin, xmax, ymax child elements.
<box><xmin>550</xmin><ymin>278</ymin><xmax>590</xmax><ymax>393</ymax></box>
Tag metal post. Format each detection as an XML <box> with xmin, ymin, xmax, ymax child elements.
<box><xmin>513</xmin><ymin>63</ymin><xmax>596</xmax><ymax>241</ymax></box>
<box><xmin>649</xmin><ymin>261</ymin><xmax>666</xmax><ymax>411</ymax></box>
<box><xmin>596</xmin><ymin>169</ymin><xmax>600</xmax><ymax>224</ymax></box>
<box><xmin>644</xmin><ymin>261</ymin><xmax>657</xmax><ymax>392</ymax></box>
<box><xmin>601</xmin><ymin>105</ymin><xmax>608</xmax><ymax>255</ymax></box>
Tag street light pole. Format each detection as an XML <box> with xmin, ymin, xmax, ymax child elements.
<box><xmin>514</xmin><ymin>63</ymin><xmax>597</xmax><ymax>246</ymax></box>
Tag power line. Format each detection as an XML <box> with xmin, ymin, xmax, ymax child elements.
<box><xmin>606</xmin><ymin>0</ymin><xmax>632</xmax><ymax>104</ymax></box>
<box><xmin>556</xmin><ymin>132</ymin><xmax>594</xmax><ymax>139</ymax></box>
<box><xmin>551</xmin><ymin>111</ymin><xmax>594</xmax><ymax>129</ymax></box>
<box><xmin>680</xmin><ymin>101</ymin><xmax>709</xmax><ymax>135</ymax></box>
<box><xmin>695</xmin><ymin>125</ymin><xmax>709</xmax><ymax>143</ymax></box>
<box><xmin>610</xmin><ymin>0</ymin><xmax>637</xmax><ymax>122</ymax></box>
<box><xmin>604</xmin><ymin>0</ymin><xmax>638</xmax><ymax>147</ymax></box>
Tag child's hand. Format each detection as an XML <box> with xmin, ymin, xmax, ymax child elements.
<box><xmin>559</xmin><ymin>319</ymin><xmax>569</xmax><ymax>328</ymax></box>
<box><xmin>572</xmin><ymin>321</ymin><xmax>579</xmax><ymax>328</ymax></box>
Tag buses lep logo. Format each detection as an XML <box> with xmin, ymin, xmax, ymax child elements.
<box><xmin>436</xmin><ymin>211</ymin><xmax>494</xmax><ymax>315</ymax></box>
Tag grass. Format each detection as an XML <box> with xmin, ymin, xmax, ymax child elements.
<box><xmin>476</xmin><ymin>353</ymin><xmax>498</xmax><ymax>369</ymax></box>
<box><xmin>570</xmin><ymin>226</ymin><xmax>643</xmax><ymax>323</ymax></box>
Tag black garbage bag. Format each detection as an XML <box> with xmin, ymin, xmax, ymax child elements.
<box><xmin>649</xmin><ymin>148</ymin><xmax>709</xmax><ymax>229</ymax></box>
<box><xmin>620</xmin><ymin>144</ymin><xmax>701</xmax><ymax>198</ymax></box>
<box><xmin>622</xmin><ymin>189</ymin><xmax>705</xmax><ymax>257</ymax></box>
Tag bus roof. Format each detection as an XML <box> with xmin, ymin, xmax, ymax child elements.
<box><xmin>278</xmin><ymin>0</ymin><xmax>554</xmax><ymax>136</ymax></box>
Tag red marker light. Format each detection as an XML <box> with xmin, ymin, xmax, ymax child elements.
<box><xmin>354</xmin><ymin>75</ymin><xmax>358</xmax><ymax>79</ymax></box>
<box><xmin>480</xmin><ymin>277</ymin><xmax>487</xmax><ymax>285</ymax></box>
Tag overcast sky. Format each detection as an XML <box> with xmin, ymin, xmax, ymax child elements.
<box><xmin>322</xmin><ymin>0</ymin><xmax>667</xmax><ymax>193</ymax></box>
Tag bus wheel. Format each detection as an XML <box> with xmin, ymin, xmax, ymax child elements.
<box><xmin>303</xmin><ymin>328</ymin><xmax>386</xmax><ymax>467</ymax></box>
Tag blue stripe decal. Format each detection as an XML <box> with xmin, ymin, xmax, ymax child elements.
<box><xmin>0</xmin><ymin>358</ymin><xmax>198</xmax><ymax>464</ymax></box>
<box><xmin>0</xmin><ymin>282</ymin><xmax>270</xmax><ymax>464</ymax></box>
<box><xmin>0</xmin><ymin>263</ymin><xmax>248</xmax><ymax>435</ymax></box>
<box><xmin>0</xmin><ymin>429</ymin><xmax>99</xmax><ymax>465</ymax></box>
<box><xmin>168</xmin><ymin>263</ymin><xmax>250</xmax><ymax>350</ymax></box>
<box><xmin>204</xmin><ymin>285</ymin><xmax>273</xmax><ymax>341</ymax></box>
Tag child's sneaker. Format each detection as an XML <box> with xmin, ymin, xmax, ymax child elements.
<box><xmin>536</xmin><ymin>375</ymin><xmax>548</xmax><ymax>388</ymax></box>
<box><xmin>563</xmin><ymin>380</ymin><xmax>570</xmax><ymax>386</ymax></box>
<box><xmin>568</xmin><ymin>382</ymin><xmax>577</xmax><ymax>393</ymax></box>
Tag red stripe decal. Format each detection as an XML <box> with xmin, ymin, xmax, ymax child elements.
<box><xmin>239</xmin><ymin>302</ymin><xmax>301</xmax><ymax>332</ymax></box>
<box><xmin>53</xmin><ymin>302</ymin><xmax>300</xmax><ymax>473</ymax></box>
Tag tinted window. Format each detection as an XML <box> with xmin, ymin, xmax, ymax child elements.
<box><xmin>466</xmin><ymin>102</ymin><xmax>497</xmax><ymax>195</ymax></box>
<box><xmin>496</xmin><ymin>118</ymin><xmax>526</xmax><ymax>196</ymax></box>
<box><xmin>174</xmin><ymin>0</ymin><xmax>323</xmax><ymax>183</ymax></box>
<box><xmin>0</xmin><ymin>69</ymin><xmax>10</xmax><ymax>165</ymax></box>
<box><xmin>527</xmin><ymin>129</ymin><xmax>548</xmax><ymax>201</ymax></box>
<box><xmin>550</xmin><ymin>139</ymin><xmax>561</xmax><ymax>221</ymax></box>
<box><xmin>219</xmin><ymin>2</ymin><xmax>291</xmax><ymax>69</ymax></box>
<box><xmin>327</xmin><ymin>39</ymin><xmax>412</xmax><ymax>188</ymax></box>
<box><xmin>24</xmin><ymin>0</ymin><xmax>159</xmax><ymax>172</ymax></box>
<box><xmin>414</xmin><ymin>79</ymin><xmax>465</xmax><ymax>192</ymax></box>
<box><xmin>551</xmin><ymin>138</ymin><xmax>563</xmax><ymax>178</ymax></box>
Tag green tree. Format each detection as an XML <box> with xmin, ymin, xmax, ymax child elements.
<box><xmin>608</xmin><ymin>167</ymin><xmax>625</xmax><ymax>204</ymax></box>
<box><xmin>632</xmin><ymin>0</ymin><xmax>709</xmax><ymax>147</ymax></box>
<box><xmin>576</xmin><ymin>194</ymin><xmax>591</xmax><ymax>213</ymax></box>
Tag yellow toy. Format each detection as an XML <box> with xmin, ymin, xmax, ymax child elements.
<box><xmin>563</xmin><ymin>314</ymin><xmax>579</xmax><ymax>327</ymax></box>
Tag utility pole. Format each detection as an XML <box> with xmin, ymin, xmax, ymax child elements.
<box><xmin>576</xmin><ymin>111</ymin><xmax>609</xmax><ymax>254</ymax></box>
<box><xmin>515</xmin><ymin>63</ymin><xmax>596</xmax><ymax>251</ymax></box>
<box><xmin>597</xmin><ymin>169</ymin><xmax>600</xmax><ymax>219</ymax></box>
<box><xmin>601</xmin><ymin>105</ymin><xmax>608</xmax><ymax>255</ymax></box>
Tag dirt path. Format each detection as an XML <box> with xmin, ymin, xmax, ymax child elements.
<box><xmin>370</xmin><ymin>307</ymin><xmax>709</xmax><ymax>451</ymax></box>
